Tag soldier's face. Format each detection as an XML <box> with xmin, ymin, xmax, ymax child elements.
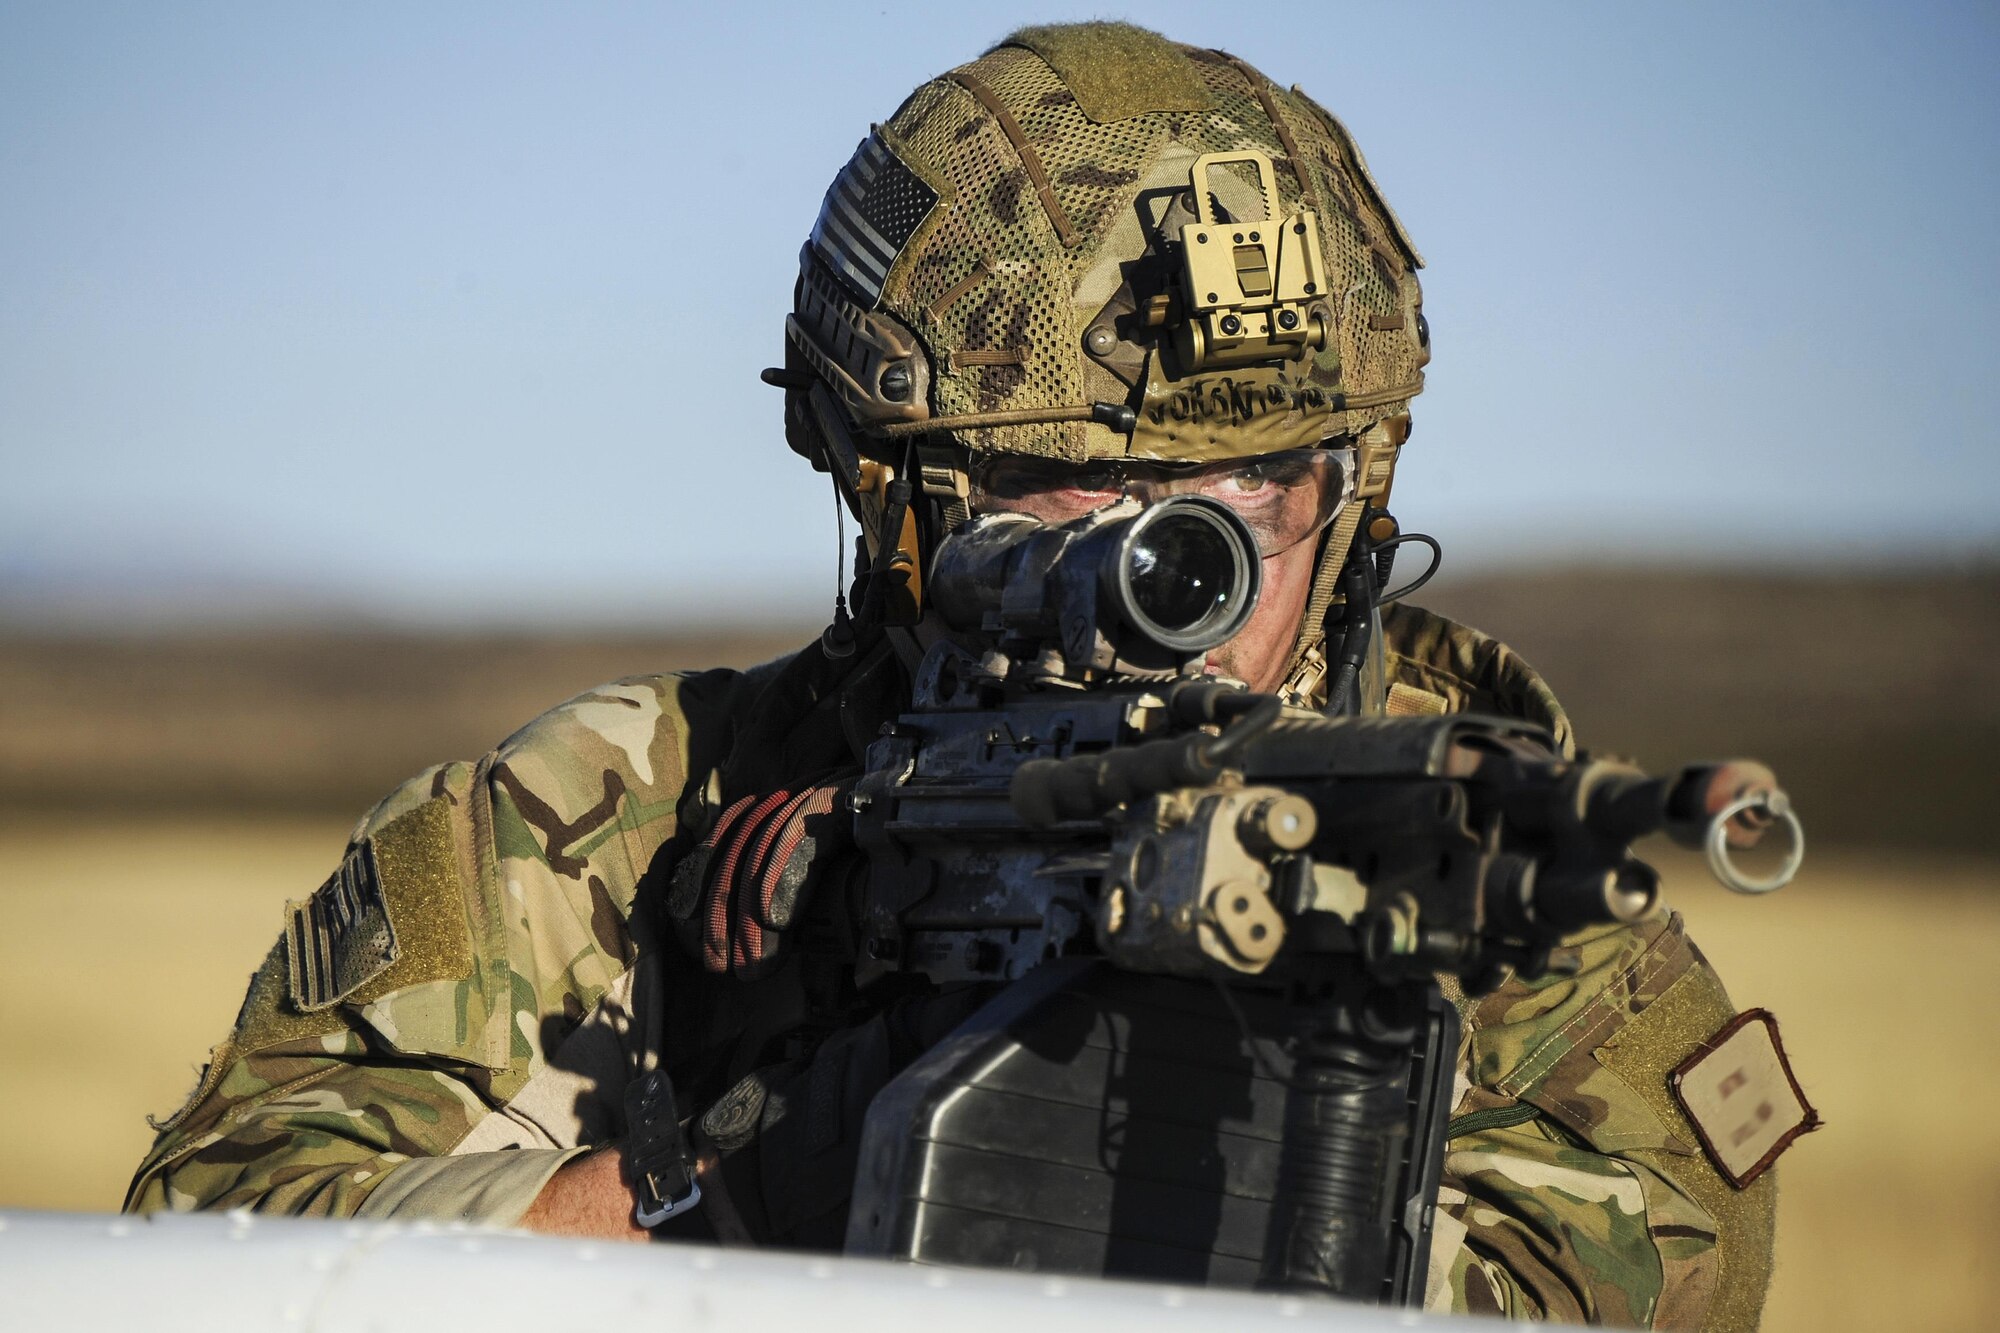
<box><xmin>968</xmin><ymin>447</ymin><xmax>1347</xmax><ymax>693</ymax></box>
<box><xmin>1204</xmin><ymin>533</ymin><xmax>1319</xmax><ymax>692</ymax></box>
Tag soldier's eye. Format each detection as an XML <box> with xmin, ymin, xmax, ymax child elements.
<box><xmin>1207</xmin><ymin>464</ymin><xmax>1289</xmax><ymax>499</ymax></box>
<box><xmin>1256</xmin><ymin>458</ymin><xmax>1314</xmax><ymax>487</ymax></box>
<box><xmin>1065</xmin><ymin>468</ymin><xmax>1124</xmax><ymax>495</ymax></box>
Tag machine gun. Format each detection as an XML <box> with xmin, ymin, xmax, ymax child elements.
<box><xmin>838</xmin><ymin>496</ymin><xmax>1802</xmax><ymax>1301</ymax></box>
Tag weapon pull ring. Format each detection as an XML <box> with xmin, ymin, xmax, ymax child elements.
<box><xmin>1705</xmin><ymin>792</ymin><xmax>1804</xmax><ymax>895</ymax></box>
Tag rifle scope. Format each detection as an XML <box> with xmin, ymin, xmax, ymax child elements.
<box><xmin>930</xmin><ymin>495</ymin><xmax>1261</xmax><ymax>667</ymax></box>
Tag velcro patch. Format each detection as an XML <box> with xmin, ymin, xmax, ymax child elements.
<box><xmin>286</xmin><ymin>839</ymin><xmax>398</xmax><ymax>1011</ymax></box>
<box><xmin>1670</xmin><ymin>1008</ymin><xmax>1819</xmax><ymax>1188</ymax></box>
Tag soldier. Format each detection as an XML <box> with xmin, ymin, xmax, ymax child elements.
<box><xmin>128</xmin><ymin>23</ymin><xmax>1786</xmax><ymax>1326</ymax></box>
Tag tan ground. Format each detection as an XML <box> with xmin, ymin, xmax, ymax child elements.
<box><xmin>2</xmin><ymin>813</ymin><xmax>1992</xmax><ymax>1330</ymax></box>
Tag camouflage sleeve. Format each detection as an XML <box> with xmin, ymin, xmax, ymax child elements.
<box><xmin>1423</xmin><ymin>913</ymin><xmax>1776</xmax><ymax>1329</ymax></box>
<box><xmin>1379</xmin><ymin>600</ymin><xmax>1575</xmax><ymax>757</ymax></box>
<box><xmin>1382</xmin><ymin>605</ymin><xmax>1774</xmax><ymax>1327</ymax></box>
<box><xmin>124</xmin><ymin>668</ymin><xmax>750</xmax><ymax>1224</ymax></box>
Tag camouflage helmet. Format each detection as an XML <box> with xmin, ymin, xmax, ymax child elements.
<box><xmin>781</xmin><ymin>22</ymin><xmax>1428</xmax><ymax>691</ymax></box>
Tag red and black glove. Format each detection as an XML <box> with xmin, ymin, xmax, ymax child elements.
<box><xmin>667</xmin><ymin>780</ymin><xmax>852</xmax><ymax>979</ymax></box>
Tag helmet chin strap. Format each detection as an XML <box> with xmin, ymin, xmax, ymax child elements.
<box><xmin>1281</xmin><ymin>502</ymin><xmax>1365</xmax><ymax>704</ymax></box>
<box><xmin>1279</xmin><ymin>511</ymin><xmax>1384</xmax><ymax>714</ymax></box>
<box><xmin>1277</xmin><ymin>416</ymin><xmax>1408</xmax><ymax>712</ymax></box>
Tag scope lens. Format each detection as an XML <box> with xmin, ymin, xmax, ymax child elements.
<box><xmin>1113</xmin><ymin>497</ymin><xmax>1259</xmax><ymax>653</ymax></box>
<box><xmin>1129</xmin><ymin>515</ymin><xmax>1235</xmax><ymax>632</ymax></box>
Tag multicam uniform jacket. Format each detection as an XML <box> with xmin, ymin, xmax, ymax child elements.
<box><xmin>127</xmin><ymin>605</ymin><xmax>1775</xmax><ymax>1328</ymax></box>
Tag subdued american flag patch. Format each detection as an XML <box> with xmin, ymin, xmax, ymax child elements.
<box><xmin>810</xmin><ymin>134</ymin><xmax>939</xmax><ymax>308</ymax></box>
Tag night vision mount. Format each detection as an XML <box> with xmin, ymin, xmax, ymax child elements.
<box><xmin>1161</xmin><ymin>151</ymin><xmax>1333</xmax><ymax>374</ymax></box>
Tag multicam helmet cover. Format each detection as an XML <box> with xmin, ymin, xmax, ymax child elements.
<box><xmin>786</xmin><ymin>21</ymin><xmax>1428</xmax><ymax>475</ymax></box>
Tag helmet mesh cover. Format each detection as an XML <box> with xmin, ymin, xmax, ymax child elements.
<box><xmin>813</xmin><ymin>27</ymin><xmax>1427</xmax><ymax>463</ymax></box>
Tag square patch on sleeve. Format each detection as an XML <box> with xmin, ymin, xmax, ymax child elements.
<box><xmin>1670</xmin><ymin>1008</ymin><xmax>1819</xmax><ymax>1188</ymax></box>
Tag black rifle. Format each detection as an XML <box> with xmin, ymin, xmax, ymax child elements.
<box><xmin>837</xmin><ymin>496</ymin><xmax>1800</xmax><ymax>1301</ymax></box>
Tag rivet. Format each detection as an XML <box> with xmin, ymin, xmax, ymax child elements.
<box><xmin>1084</xmin><ymin>325</ymin><xmax>1118</xmax><ymax>357</ymax></box>
<box><xmin>1220</xmin><ymin>315</ymin><xmax>1242</xmax><ymax>336</ymax></box>
<box><xmin>1277</xmin><ymin>309</ymin><xmax>1300</xmax><ymax>330</ymax></box>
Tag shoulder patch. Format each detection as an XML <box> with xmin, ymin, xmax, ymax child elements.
<box><xmin>286</xmin><ymin>840</ymin><xmax>395</xmax><ymax>1011</ymax></box>
<box><xmin>1671</xmin><ymin>1008</ymin><xmax>1820</xmax><ymax>1188</ymax></box>
<box><xmin>283</xmin><ymin>796</ymin><xmax>476</xmax><ymax>1014</ymax></box>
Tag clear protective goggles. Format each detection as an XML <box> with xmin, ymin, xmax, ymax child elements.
<box><xmin>968</xmin><ymin>445</ymin><xmax>1355</xmax><ymax>557</ymax></box>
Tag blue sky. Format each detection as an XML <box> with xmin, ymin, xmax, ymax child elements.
<box><xmin>2</xmin><ymin>2</ymin><xmax>1995</xmax><ymax>625</ymax></box>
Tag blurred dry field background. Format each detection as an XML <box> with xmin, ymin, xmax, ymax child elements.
<box><xmin>2</xmin><ymin>567</ymin><xmax>1995</xmax><ymax>1329</ymax></box>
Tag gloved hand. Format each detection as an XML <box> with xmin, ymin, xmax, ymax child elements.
<box><xmin>666</xmin><ymin>780</ymin><xmax>852</xmax><ymax>979</ymax></box>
